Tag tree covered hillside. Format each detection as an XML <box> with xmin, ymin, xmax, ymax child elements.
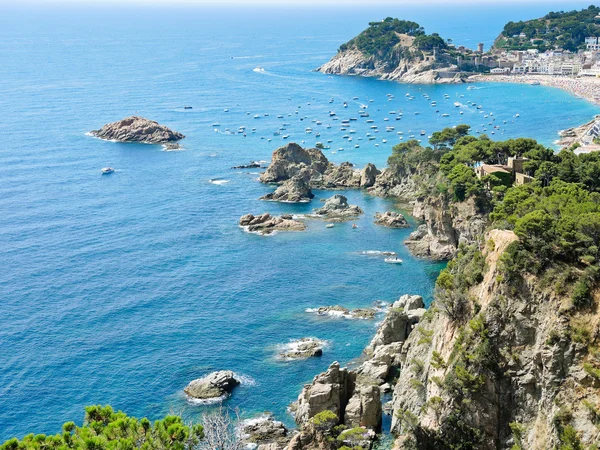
<box><xmin>338</xmin><ymin>17</ymin><xmax>447</xmax><ymax>65</ymax></box>
<box><xmin>496</xmin><ymin>5</ymin><xmax>600</xmax><ymax>51</ymax></box>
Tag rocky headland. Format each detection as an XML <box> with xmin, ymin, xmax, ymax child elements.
<box><xmin>239</xmin><ymin>213</ymin><xmax>306</xmax><ymax>235</ymax></box>
<box><xmin>316</xmin><ymin>18</ymin><xmax>465</xmax><ymax>85</ymax></box>
<box><xmin>258</xmin><ymin>142</ymin><xmax>484</xmax><ymax>260</ymax></box>
<box><xmin>91</xmin><ymin>116</ymin><xmax>184</xmax><ymax>144</ymax></box>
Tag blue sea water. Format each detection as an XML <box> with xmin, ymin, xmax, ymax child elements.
<box><xmin>0</xmin><ymin>1</ymin><xmax>598</xmax><ymax>441</ymax></box>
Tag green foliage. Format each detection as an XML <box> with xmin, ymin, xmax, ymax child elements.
<box><xmin>340</xmin><ymin>17</ymin><xmax>424</xmax><ymax>64</ymax></box>
<box><xmin>509</xmin><ymin>422</ymin><xmax>526</xmax><ymax>450</ymax></box>
<box><xmin>431</xmin><ymin>351</ymin><xmax>447</xmax><ymax>369</ymax></box>
<box><xmin>1</xmin><ymin>406</ymin><xmax>204</xmax><ymax>450</ymax></box>
<box><xmin>498</xmin><ymin>6</ymin><xmax>600</xmax><ymax>52</ymax></box>
<box><xmin>310</xmin><ymin>410</ymin><xmax>338</xmax><ymax>430</ymax></box>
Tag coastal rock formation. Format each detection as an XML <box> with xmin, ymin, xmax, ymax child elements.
<box><xmin>259</xmin><ymin>143</ymin><xmax>380</xmax><ymax>190</ymax></box>
<box><xmin>232</xmin><ymin>162</ymin><xmax>264</xmax><ymax>169</ymax></box>
<box><xmin>404</xmin><ymin>196</ymin><xmax>487</xmax><ymax>260</ymax></box>
<box><xmin>279</xmin><ymin>338</ymin><xmax>324</xmax><ymax>360</ymax></box>
<box><xmin>312</xmin><ymin>195</ymin><xmax>363</xmax><ymax>220</ymax></box>
<box><xmin>241</xmin><ymin>415</ymin><xmax>288</xmax><ymax>448</ymax></box>
<box><xmin>360</xmin><ymin>163</ymin><xmax>380</xmax><ymax>188</ymax></box>
<box><xmin>259</xmin><ymin>143</ymin><xmax>329</xmax><ymax>183</ymax></box>
<box><xmin>374</xmin><ymin>211</ymin><xmax>409</xmax><ymax>228</ymax></box>
<box><xmin>183</xmin><ymin>371</ymin><xmax>239</xmax><ymax>400</ymax></box>
<box><xmin>306</xmin><ymin>305</ymin><xmax>376</xmax><ymax>320</ymax></box>
<box><xmin>91</xmin><ymin>116</ymin><xmax>184</xmax><ymax>144</ymax></box>
<box><xmin>260</xmin><ymin>174</ymin><xmax>314</xmax><ymax>203</ymax></box>
<box><xmin>294</xmin><ymin>362</ymin><xmax>353</xmax><ymax>425</ymax></box>
<box><xmin>239</xmin><ymin>213</ymin><xmax>306</xmax><ymax>235</ymax></box>
<box><xmin>318</xmin><ymin>49</ymin><xmax>463</xmax><ymax>84</ymax></box>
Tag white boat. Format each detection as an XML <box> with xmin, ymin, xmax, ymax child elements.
<box><xmin>454</xmin><ymin>102</ymin><xmax>461</xmax><ymax>107</ymax></box>
<box><xmin>467</xmin><ymin>85</ymin><xmax>476</xmax><ymax>90</ymax></box>
<box><xmin>101</xmin><ymin>167</ymin><xmax>114</xmax><ymax>175</ymax></box>
<box><xmin>384</xmin><ymin>257</ymin><xmax>403</xmax><ymax>264</ymax></box>
<box><xmin>212</xmin><ymin>123</ymin><xmax>220</xmax><ymax>127</ymax></box>
<box><xmin>531</xmin><ymin>81</ymin><xmax>540</xmax><ymax>86</ymax></box>
<box><xmin>326</xmin><ymin>223</ymin><xmax>335</xmax><ymax>228</ymax></box>
<box><xmin>253</xmin><ymin>114</ymin><xmax>260</xmax><ymax>119</ymax></box>
<box><xmin>441</xmin><ymin>113</ymin><xmax>450</xmax><ymax>117</ymax></box>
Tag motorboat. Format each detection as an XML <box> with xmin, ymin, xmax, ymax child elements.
<box><xmin>326</xmin><ymin>223</ymin><xmax>335</xmax><ymax>228</ymax></box>
<box><xmin>384</xmin><ymin>257</ymin><xmax>403</xmax><ymax>264</ymax></box>
<box><xmin>101</xmin><ymin>167</ymin><xmax>114</xmax><ymax>175</ymax></box>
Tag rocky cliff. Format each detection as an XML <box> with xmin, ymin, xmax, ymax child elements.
<box><xmin>404</xmin><ymin>195</ymin><xmax>488</xmax><ymax>260</ymax></box>
<box><xmin>389</xmin><ymin>229</ymin><xmax>600</xmax><ymax>449</ymax></box>
<box><xmin>317</xmin><ymin>48</ymin><xmax>463</xmax><ymax>85</ymax></box>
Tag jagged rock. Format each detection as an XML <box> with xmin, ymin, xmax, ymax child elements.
<box><xmin>91</xmin><ymin>116</ymin><xmax>184</xmax><ymax>144</ymax></box>
<box><xmin>260</xmin><ymin>143</ymin><xmax>329</xmax><ymax>183</ymax></box>
<box><xmin>319</xmin><ymin>162</ymin><xmax>361</xmax><ymax>188</ymax></box>
<box><xmin>360</xmin><ymin>163</ymin><xmax>380</xmax><ymax>188</ymax></box>
<box><xmin>239</xmin><ymin>213</ymin><xmax>306</xmax><ymax>235</ymax></box>
<box><xmin>241</xmin><ymin>415</ymin><xmax>288</xmax><ymax>447</ymax></box>
<box><xmin>164</xmin><ymin>143</ymin><xmax>181</xmax><ymax>151</ymax></box>
<box><xmin>294</xmin><ymin>362</ymin><xmax>352</xmax><ymax>425</ymax></box>
<box><xmin>306</xmin><ymin>305</ymin><xmax>376</xmax><ymax>320</ymax></box>
<box><xmin>365</xmin><ymin>308</ymin><xmax>410</xmax><ymax>355</ymax></box>
<box><xmin>344</xmin><ymin>384</ymin><xmax>382</xmax><ymax>429</ymax></box>
<box><xmin>313</xmin><ymin>195</ymin><xmax>363</xmax><ymax>220</ymax></box>
<box><xmin>232</xmin><ymin>162</ymin><xmax>263</xmax><ymax>169</ymax></box>
<box><xmin>393</xmin><ymin>294</ymin><xmax>425</xmax><ymax>311</ymax></box>
<box><xmin>260</xmin><ymin>174</ymin><xmax>314</xmax><ymax>203</ymax></box>
<box><xmin>404</xmin><ymin>196</ymin><xmax>487</xmax><ymax>260</ymax></box>
<box><xmin>184</xmin><ymin>371</ymin><xmax>239</xmax><ymax>399</ymax></box>
<box><xmin>279</xmin><ymin>338</ymin><xmax>324</xmax><ymax>360</ymax></box>
<box><xmin>374</xmin><ymin>211</ymin><xmax>410</xmax><ymax>228</ymax></box>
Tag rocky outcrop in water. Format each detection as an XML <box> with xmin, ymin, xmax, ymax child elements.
<box><xmin>91</xmin><ymin>116</ymin><xmax>184</xmax><ymax>144</ymax></box>
<box><xmin>184</xmin><ymin>371</ymin><xmax>239</xmax><ymax>400</ymax></box>
<box><xmin>260</xmin><ymin>173</ymin><xmax>314</xmax><ymax>203</ymax></box>
<box><xmin>260</xmin><ymin>143</ymin><xmax>380</xmax><ymax>190</ymax></box>
<box><xmin>313</xmin><ymin>195</ymin><xmax>363</xmax><ymax>220</ymax></box>
<box><xmin>306</xmin><ymin>305</ymin><xmax>376</xmax><ymax>320</ymax></box>
<box><xmin>240</xmin><ymin>213</ymin><xmax>306</xmax><ymax>235</ymax></box>
<box><xmin>374</xmin><ymin>211</ymin><xmax>409</xmax><ymax>228</ymax></box>
<box><xmin>279</xmin><ymin>338</ymin><xmax>324</xmax><ymax>360</ymax></box>
<box><xmin>260</xmin><ymin>143</ymin><xmax>330</xmax><ymax>184</ymax></box>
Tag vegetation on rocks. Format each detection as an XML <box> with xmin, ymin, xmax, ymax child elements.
<box><xmin>0</xmin><ymin>406</ymin><xmax>204</xmax><ymax>450</ymax></box>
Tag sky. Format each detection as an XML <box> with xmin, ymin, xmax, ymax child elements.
<box><xmin>2</xmin><ymin>0</ymin><xmax>595</xmax><ymax>5</ymax></box>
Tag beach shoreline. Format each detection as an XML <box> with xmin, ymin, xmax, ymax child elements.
<box><xmin>469</xmin><ymin>73</ymin><xmax>600</xmax><ymax>107</ymax></box>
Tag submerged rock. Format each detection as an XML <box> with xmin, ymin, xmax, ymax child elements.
<box><xmin>313</xmin><ymin>195</ymin><xmax>363</xmax><ymax>220</ymax></box>
<box><xmin>91</xmin><ymin>116</ymin><xmax>184</xmax><ymax>144</ymax></box>
<box><xmin>260</xmin><ymin>174</ymin><xmax>314</xmax><ymax>203</ymax></box>
<box><xmin>232</xmin><ymin>162</ymin><xmax>263</xmax><ymax>169</ymax></box>
<box><xmin>306</xmin><ymin>305</ymin><xmax>376</xmax><ymax>320</ymax></box>
<box><xmin>374</xmin><ymin>211</ymin><xmax>409</xmax><ymax>228</ymax></box>
<box><xmin>184</xmin><ymin>370</ymin><xmax>239</xmax><ymax>400</ymax></box>
<box><xmin>239</xmin><ymin>213</ymin><xmax>306</xmax><ymax>235</ymax></box>
<box><xmin>279</xmin><ymin>338</ymin><xmax>324</xmax><ymax>360</ymax></box>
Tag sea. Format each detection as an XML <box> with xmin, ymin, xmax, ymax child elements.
<box><xmin>0</xmin><ymin>1</ymin><xmax>598</xmax><ymax>441</ymax></box>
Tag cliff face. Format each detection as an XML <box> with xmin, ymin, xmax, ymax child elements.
<box><xmin>390</xmin><ymin>229</ymin><xmax>600</xmax><ymax>449</ymax></box>
<box><xmin>317</xmin><ymin>48</ymin><xmax>463</xmax><ymax>84</ymax></box>
<box><xmin>404</xmin><ymin>196</ymin><xmax>488</xmax><ymax>260</ymax></box>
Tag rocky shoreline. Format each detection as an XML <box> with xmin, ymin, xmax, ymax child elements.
<box><xmin>91</xmin><ymin>116</ymin><xmax>184</xmax><ymax>144</ymax></box>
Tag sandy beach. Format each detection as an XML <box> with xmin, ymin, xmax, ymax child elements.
<box><xmin>470</xmin><ymin>74</ymin><xmax>600</xmax><ymax>106</ymax></box>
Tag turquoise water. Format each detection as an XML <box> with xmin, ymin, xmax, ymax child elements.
<box><xmin>0</xmin><ymin>2</ymin><xmax>598</xmax><ymax>441</ymax></box>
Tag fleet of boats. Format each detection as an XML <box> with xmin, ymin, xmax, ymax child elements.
<box><xmin>203</xmin><ymin>85</ymin><xmax>519</xmax><ymax>153</ymax></box>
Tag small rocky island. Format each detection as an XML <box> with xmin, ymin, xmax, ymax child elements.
<box><xmin>184</xmin><ymin>370</ymin><xmax>240</xmax><ymax>400</ymax></box>
<box><xmin>279</xmin><ymin>338</ymin><xmax>324</xmax><ymax>360</ymax></box>
<box><xmin>239</xmin><ymin>213</ymin><xmax>306</xmax><ymax>235</ymax></box>
<box><xmin>91</xmin><ymin>116</ymin><xmax>184</xmax><ymax>144</ymax></box>
<box><xmin>374</xmin><ymin>211</ymin><xmax>409</xmax><ymax>228</ymax></box>
<box><xmin>313</xmin><ymin>195</ymin><xmax>363</xmax><ymax>221</ymax></box>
